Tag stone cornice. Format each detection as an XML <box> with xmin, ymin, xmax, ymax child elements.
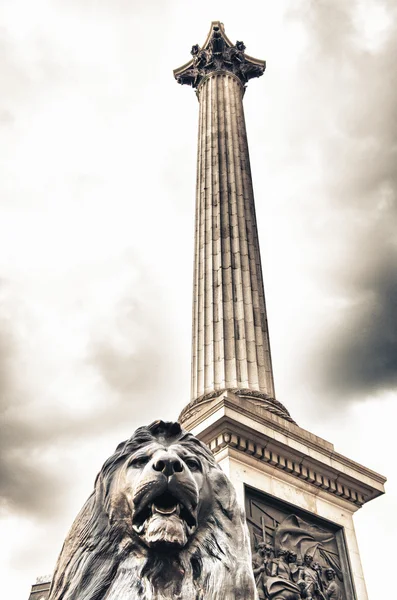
<box><xmin>185</xmin><ymin>393</ymin><xmax>386</xmax><ymax>485</ymax></box>
<box><xmin>181</xmin><ymin>391</ymin><xmax>386</xmax><ymax>509</ymax></box>
<box><xmin>206</xmin><ymin>425</ymin><xmax>381</xmax><ymax>507</ymax></box>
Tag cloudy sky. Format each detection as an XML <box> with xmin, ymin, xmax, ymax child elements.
<box><xmin>0</xmin><ymin>0</ymin><xmax>395</xmax><ymax>597</ymax></box>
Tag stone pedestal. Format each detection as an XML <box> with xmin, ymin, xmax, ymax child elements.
<box><xmin>181</xmin><ymin>391</ymin><xmax>386</xmax><ymax>600</ymax></box>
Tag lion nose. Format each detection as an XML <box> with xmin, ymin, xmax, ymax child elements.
<box><xmin>153</xmin><ymin>456</ymin><xmax>184</xmax><ymax>477</ymax></box>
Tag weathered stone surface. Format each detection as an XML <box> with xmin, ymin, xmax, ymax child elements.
<box><xmin>48</xmin><ymin>421</ymin><xmax>255</xmax><ymax>600</ymax></box>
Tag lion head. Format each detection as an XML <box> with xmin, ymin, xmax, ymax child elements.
<box><xmin>49</xmin><ymin>421</ymin><xmax>256</xmax><ymax>600</ymax></box>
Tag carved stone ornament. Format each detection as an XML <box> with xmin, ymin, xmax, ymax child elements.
<box><xmin>246</xmin><ymin>489</ymin><xmax>354</xmax><ymax>600</ymax></box>
<box><xmin>173</xmin><ymin>21</ymin><xmax>265</xmax><ymax>89</ymax></box>
<box><xmin>48</xmin><ymin>420</ymin><xmax>256</xmax><ymax>600</ymax></box>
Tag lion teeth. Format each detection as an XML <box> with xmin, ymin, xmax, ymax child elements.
<box><xmin>152</xmin><ymin>503</ymin><xmax>179</xmax><ymax>515</ymax></box>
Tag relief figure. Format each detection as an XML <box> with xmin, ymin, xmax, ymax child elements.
<box><xmin>252</xmin><ymin>542</ymin><xmax>273</xmax><ymax>599</ymax></box>
<box><xmin>324</xmin><ymin>568</ymin><xmax>343</xmax><ymax>600</ymax></box>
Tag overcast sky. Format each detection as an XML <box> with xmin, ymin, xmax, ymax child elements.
<box><xmin>0</xmin><ymin>1</ymin><xmax>395</xmax><ymax>598</ymax></box>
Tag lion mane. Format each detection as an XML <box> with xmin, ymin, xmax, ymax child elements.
<box><xmin>49</xmin><ymin>420</ymin><xmax>256</xmax><ymax>600</ymax></box>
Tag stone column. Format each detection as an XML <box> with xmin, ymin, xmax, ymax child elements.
<box><xmin>175</xmin><ymin>22</ymin><xmax>292</xmax><ymax>423</ymax></box>
<box><xmin>193</xmin><ymin>71</ymin><xmax>275</xmax><ymax>400</ymax></box>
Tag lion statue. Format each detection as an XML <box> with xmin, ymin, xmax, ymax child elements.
<box><xmin>49</xmin><ymin>420</ymin><xmax>256</xmax><ymax>600</ymax></box>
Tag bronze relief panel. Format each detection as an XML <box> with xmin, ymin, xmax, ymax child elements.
<box><xmin>245</xmin><ymin>486</ymin><xmax>356</xmax><ymax>600</ymax></box>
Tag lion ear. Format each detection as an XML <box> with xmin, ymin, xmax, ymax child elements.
<box><xmin>148</xmin><ymin>419</ymin><xmax>166</xmax><ymax>434</ymax></box>
<box><xmin>169</xmin><ymin>422</ymin><xmax>182</xmax><ymax>435</ymax></box>
<box><xmin>148</xmin><ymin>420</ymin><xmax>182</xmax><ymax>436</ymax></box>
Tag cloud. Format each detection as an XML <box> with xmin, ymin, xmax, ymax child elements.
<box><xmin>0</xmin><ymin>290</ymin><xmax>66</xmax><ymax>519</ymax></box>
<box><xmin>0</xmin><ymin>253</ymin><xmax>174</xmax><ymax>521</ymax></box>
<box><xmin>318</xmin><ymin>246</ymin><xmax>397</xmax><ymax>397</ymax></box>
<box><xmin>284</xmin><ymin>0</ymin><xmax>397</xmax><ymax>404</ymax></box>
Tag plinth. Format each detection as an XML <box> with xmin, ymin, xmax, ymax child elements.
<box><xmin>181</xmin><ymin>391</ymin><xmax>385</xmax><ymax>599</ymax></box>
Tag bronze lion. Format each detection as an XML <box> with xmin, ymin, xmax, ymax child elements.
<box><xmin>49</xmin><ymin>420</ymin><xmax>256</xmax><ymax>599</ymax></box>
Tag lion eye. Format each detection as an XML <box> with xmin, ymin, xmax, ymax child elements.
<box><xmin>185</xmin><ymin>458</ymin><xmax>201</xmax><ymax>471</ymax></box>
<box><xmin>130</xmin><ymin>456</ymin><xmax>150</xmax><ymax>468</ymax></box>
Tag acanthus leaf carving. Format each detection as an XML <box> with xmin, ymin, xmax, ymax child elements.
<box><xmin>175</xmin><ymin>25</ymin><xmax>265</xmax><ymax>89</ymax></box>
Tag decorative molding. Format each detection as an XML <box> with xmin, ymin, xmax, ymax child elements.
<box><xmin>207</xmin><ymin>428</ymin><xmax>376</xmax><ymax>508</ymax></box>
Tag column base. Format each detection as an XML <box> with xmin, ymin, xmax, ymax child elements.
<box><xmin>179</xmin><ymin>388</ymin><xmax>296</xmax><ymax>425</ymax></box>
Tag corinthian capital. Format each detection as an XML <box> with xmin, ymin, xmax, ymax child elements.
<box><xmin>173</xmin><ymin>21</ymin><xmax>265</xmax><ymax>89</ymax></box>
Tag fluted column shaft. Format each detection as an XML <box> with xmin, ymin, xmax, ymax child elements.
<box><xmin>191</xmin><ymin>71</ymin><xmax>275</xmax><ymax>402</ymax></box>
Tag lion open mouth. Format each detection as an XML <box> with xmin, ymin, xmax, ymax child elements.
<box><xmin>133</xmin><ymin>490</ymin><xmax>197</xmax><ymax>548</ymax></box>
